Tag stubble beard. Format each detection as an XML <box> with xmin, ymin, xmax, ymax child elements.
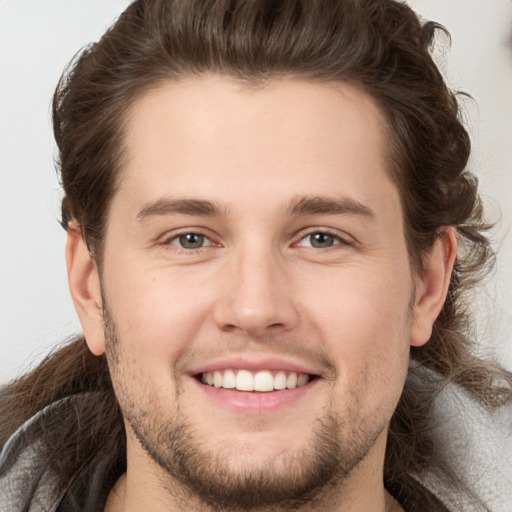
<box><xmin>103</xmin><ymin>305</ymin><xmax>388</xmax><ymax>512</ymax></box>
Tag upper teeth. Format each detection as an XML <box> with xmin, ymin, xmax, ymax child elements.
<box><xmin>201</xmin><ymin>370</ymin><xmax>310</xmax><ymax>392</ymax></box>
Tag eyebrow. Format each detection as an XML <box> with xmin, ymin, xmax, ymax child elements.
<box><xmin>137</xmin><ymin>198</ymin><xmax>225</xmax><ymax>221</ymax></box>
<box><xmin>284</xmin><ymin>195</ymin><xmax>375</xmax><ymax>219</ymax></box>
<box><xmin>136</xmin><ymin>194</ymin><xmax>375</xmax><ymax>222</ymax></box>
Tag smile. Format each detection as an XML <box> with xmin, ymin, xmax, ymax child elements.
<box><xmin>200</xmin><ymin>369</ymin><xmax>312</xmax><ymax>392</ymax></box>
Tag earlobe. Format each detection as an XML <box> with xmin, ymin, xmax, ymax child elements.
<box><xmin>410</xmin><ymin>228</ymin><xmax>458</xmax><ymax>347</ymax></box>
<box><xmin>66</xmin><ymin>226</ymin><xmax>106</xmax><ymax>356</ymax></box>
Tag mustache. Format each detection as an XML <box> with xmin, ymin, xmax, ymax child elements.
<box><xmin>173</xmin><ymin>335</ymin><xmax>339</xmax><ymax>378</ymax></box>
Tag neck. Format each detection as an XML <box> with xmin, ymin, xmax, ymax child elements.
<box><xmin>105</xmin><ymin>476</ymin><xmax>403</xmax><ymax>512</ymax></box>
<box><xmin>104</xmin><ymin>433</ymin><xmax>404</xmax><ymax>512</ymax></box>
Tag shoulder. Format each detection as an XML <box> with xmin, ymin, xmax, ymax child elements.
<box><xmin>387</xmin><ymin>392</ymin><xmax>512</xmax><ymax>511</ymax></box>
<box><xmin>0</xmin><ymin>397</ymin><xmax>79</xmax><ymax>512</ymax></box>
<box><xmin>388</xmin><ymin>476</ymin><xmax>452</xmax><ymax>512</ymax></box>
<box><xmin>434</xmin><ymin>391</ymin><xmax>512</xmax><ymax>511</ymax></box>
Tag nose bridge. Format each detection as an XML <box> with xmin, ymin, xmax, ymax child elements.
<box><xmin>214</xmin><ymin>239</ymin><xmax>298</xmax><ymax>334</ymax></box>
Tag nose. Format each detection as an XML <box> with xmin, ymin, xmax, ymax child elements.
<box><xmin>213</xmin><ymin>246</ymin><xmax>299</xmax><ymax>336</ymax></box>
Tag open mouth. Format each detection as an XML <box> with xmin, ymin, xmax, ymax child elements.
<box><xmin>196</xmin><ymin>369</ymin><xmax>316</xmax><ymax>392</ymax></box>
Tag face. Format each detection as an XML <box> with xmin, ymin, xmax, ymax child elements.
<box><xmin>77</xmin><ymin>76</ymin><xmax>426</xmax><ymax>509</ymax></box>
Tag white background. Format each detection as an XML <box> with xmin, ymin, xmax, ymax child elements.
<box><xmin>1</xmin><ymin>0</ymin><xmax>511</xmax><ymax>385</ymax></box>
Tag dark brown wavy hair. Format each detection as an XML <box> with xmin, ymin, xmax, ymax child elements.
<box><xmin>1</xmin><ymin>0</ymin><xmax>511</xmax><ymax>510</ymax></box>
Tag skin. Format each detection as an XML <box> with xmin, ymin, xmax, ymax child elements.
<box><xmin>67</xmin><ymin>76</ymin><xmax>457</xmax><ymax>511</ymax></box>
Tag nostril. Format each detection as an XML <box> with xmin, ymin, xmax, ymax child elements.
<box><xmin>220</xmin><ymin>323</ymin><xmax>238</xmax><ymax>332</ymax></box>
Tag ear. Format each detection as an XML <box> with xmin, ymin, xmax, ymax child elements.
<box><xmin>66</xmin><ymin>225</ymin><xmax>106</xmax><ymax>356</ymax></box>
<box><xmin>410</xmin><ymin>227</ymin><xmax>457</xmax><ymax>347</ymax></box>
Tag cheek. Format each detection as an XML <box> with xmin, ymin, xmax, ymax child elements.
<box><xmin>301</xmin><ymin>264</ymin><xmax>412</xmax><ymax>397</ymax></box>
<box><xmin>304</xmin><ymin>262</ymin><xmax>413</xmax><ymax>342</ymax></box>
<box><xmin>103</xmin><ymin>262</ymin><xmax>214</xmax><ymax>363</ymax></box>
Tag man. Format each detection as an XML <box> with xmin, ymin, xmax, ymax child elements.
<box><xmin>0</xmin><ymin>1</ymin><xmax>510</xmax><ymax>511</ymax></box>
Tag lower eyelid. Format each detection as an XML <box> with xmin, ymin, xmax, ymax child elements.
<box><xmin>298</xmin><ymin>232</ymin><xmax>348</xmax><ymax>247</ymax></box>
<box><xmin>171</xmin><ymin>234</ymin><xmax>211</xmax><ymax>248</ymax></box>
<box><xmin>159</xmin><ymin>231</ymin><xmax>350</xmax><ymax>249</ymax></box>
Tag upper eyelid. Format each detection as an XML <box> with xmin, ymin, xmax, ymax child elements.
<box><xmin>156</xmin><ymin>227</ymin><xmax>353</xmax><ymax>247</ymax></box>
<box><xmin>296</xmin><ymin>235</ymin><xmax>346</xmax><ymax>248</ymax></box>
<box><xmin>295</xmin><ymin>228</ymin><xmax>353</xmax><ymax>244</ymax></box>
<box><xmin>160</xmin><ymin>232</ymin><xmax>217</xmax><ymax>252</ymax></box>
<box><xmin>160</xmin><ymin>227</ymin><xmax>215</xmax><ymax>242</ymax></box>
<box><xmin>171</xmin><ymin>233</ymin><xmax>210</xmax><ymax>244</ymax></box>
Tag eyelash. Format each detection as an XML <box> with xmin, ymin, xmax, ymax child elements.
<box><xmin>162</xmin><ymin>231</ymin><xmax>215</xmax><ymax>251</ymax></box>
<box><xmin>294</xmin><ymin>229</ymin><xmax>352</xmax><ymax>250</ymax></box>
<box><xmin>161</xmin><ymin>229</ymin><xmax>351</xmax><ymax>252</ymax></box>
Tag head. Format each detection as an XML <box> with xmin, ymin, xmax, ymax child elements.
<box><xmin>56</xmin><ymin>0</ymin><xmax>505</xmax><ymax>509</ymax></box>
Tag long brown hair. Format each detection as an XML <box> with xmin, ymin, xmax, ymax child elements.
<box><xmin>2</xmin><ymin>1</ymin><xmax>511</xmax><ymax>509</ymax></box>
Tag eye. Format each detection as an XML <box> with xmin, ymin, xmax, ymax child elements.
<box><xmin>298</xmin><ymin>232</ymin><xmax>346</xmax><ymax>249</ymax></box>
<box><xmin>169</xmin><ymin>233</ymin><xmax>212</xmax><ymax>249</ymax></box>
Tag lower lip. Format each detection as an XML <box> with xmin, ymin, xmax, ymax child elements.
<box><xmin>191</xmin><ymin>377</ymin><xmax>319</xmax><ymax>413</ymax></box>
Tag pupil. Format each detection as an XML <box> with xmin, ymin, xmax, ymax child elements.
<box><xmin>179</xmin><ymin>233</ymin><xmax>204</xmax><ymax>249</ymax></box>
<box><xmin>311</xmin><ymin>233</ymin><xmax>334</xmax><ymax>248</ymax></box>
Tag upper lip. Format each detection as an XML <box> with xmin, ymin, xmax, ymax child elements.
<box><xmin>189</xmin><ymin>356</ymin><xmax>324</xmax><ymax>377</ymax></box>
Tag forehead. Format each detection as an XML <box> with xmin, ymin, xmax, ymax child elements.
<box><xmin>115</xmin><ymin>75</ymin><xmax>399</xmax><ymax>219</ymax></box>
